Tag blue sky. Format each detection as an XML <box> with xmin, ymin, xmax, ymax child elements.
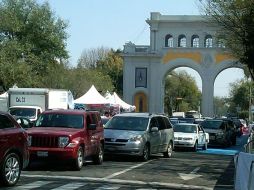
<box><xmin>42</xmin><ymin>0</ymin><xmax>244</xmax><ymax>97</ymax></box>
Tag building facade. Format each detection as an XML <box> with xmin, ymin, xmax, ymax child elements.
<box><xmin>122</xmin><ymin>12</ymin><xmax>243</xmax><ymax>117</ymax></box>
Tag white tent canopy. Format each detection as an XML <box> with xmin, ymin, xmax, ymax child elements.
<box><xmin>0</xmin><ymin>92</ymin><xmax>8</xmax><ymax>112</ymax></box>
<box><xmin>0</xmin><ymin>92</ymin><xmax>8</xmax><ymax>98</ymax></box>
<box><xmin>74</xmin><ymin>85</ymin><xmax>109</xmax><ymax>104</ymax></box>
<box><xmin>106</xmin><ymin>92</ymin><xmax>135</xmax><ymax>111</ymax></box>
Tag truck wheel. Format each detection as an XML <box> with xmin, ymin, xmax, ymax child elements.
<box><xmin>163</xmin><ymin>142</ymin><xmax>173</xmax><ymax>158</ymax></box>
<box><xmin>73</xmin><ymin>146</ymin><xmax>84</xmax><ymax>171</ymax></box>
<box><xmin>0</xmin><ymin>153</ymin><xmax>21</xmax><ymax>186</ymax></box>
<box><xmin>92</xmin><ymin>143</ymin><xmax>103</xmax><ymax>165</ymax></box>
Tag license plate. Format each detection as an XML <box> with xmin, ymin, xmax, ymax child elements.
<box><xmin>210</xmin><ymin>136</ymin><xmax>215</xmax><ymax>140</ymax></box>
<box><xmin>37</xmin><ymin>151</ymin><xmax>48</xmax><ymax>157</ymax></box>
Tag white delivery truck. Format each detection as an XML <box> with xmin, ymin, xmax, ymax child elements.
<box><xmin>8</xmin><ymin>88</ymin><xmax>74</xmax><ymax>122</ymax></box>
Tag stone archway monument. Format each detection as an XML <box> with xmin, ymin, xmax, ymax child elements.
<box><xmin>122</xmin><ymin>12</ymin><xmax>243</xmax><ymax>117</ymax></box>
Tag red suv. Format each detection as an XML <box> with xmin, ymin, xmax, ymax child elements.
<box><xmin>27</xmin><ymin>109</ymin><xmax>104</xmax><ymax>170</ymax></box>
<box><xmin>0</xmin><ymin>111</ymin><xmax>29</xmax><ymax>186</ymax></box>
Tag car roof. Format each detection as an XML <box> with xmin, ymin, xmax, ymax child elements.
<box><xmin>42</xmin><ymin>109</ymin><xmax>99</xmax><ymax>115</ymax></box>
<box><xmin>113</xmin><ymin>112</ymin><xmax>165</xmax><ymax>118</ymax></box>
<box><xmin>175</xmin><ymin>123</ymin><xmax>198</xmax><ymax>126</ymax></box>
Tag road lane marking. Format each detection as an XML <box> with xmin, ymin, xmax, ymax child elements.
<box><xmin>103</xmin><ymin>160</ymin><xmax>152</xmax><ymax>179</ymax></box>
<box><xmin>21</xmin><ymin>174</ymin><xmax>213</xmax><ymax>190</ymax></box>
<box><xmin>190</xmin><ymin>167</ymin><xmax>200</xmax><ymax>174</ymax></box>
<box><xmin>94</xmin><ymin>185</ymin><xmax>120</xmax><ymax>189</ymax></box>
<box><xmin>14</xmin><ymin>181</ymin><xmax>52</xmax><ymax>189</ymax></box>
<box><xmin>178</xmin><ymin>167</ymin><xmax>202</xmax><ymax>181</ymax></box>
<box><xmin>51</xmin><ymin>182</ymin><xmax>86</xmax><ymax>190</ymax></box>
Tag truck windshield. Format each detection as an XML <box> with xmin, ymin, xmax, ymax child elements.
<box><xmin>35</xmin><ymin>113</ymin><xmax>84</xmax><ymax>129</ymax></box>
<box><xmin>9</xmin><ymin>108</ymin><xmax>36</xmax><ymax>119</ymax></box>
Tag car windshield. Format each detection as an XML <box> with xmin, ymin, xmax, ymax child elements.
<box><xmin>173</xmin><ymin>124</ymin><xmax>197</xmax><ymax>133</ymax></box>
<box><xmin>9</xmin><ymin>108</ymin><xmax>36</xmax><ymax>119</ymax></box>
<box><xmin>178</xmin><ymin>118</ymin><xmax>195</xmax><ymax>123</ymax></box>
<box><xmin>170</xmin><ymin>119</ymin><xmax>179</xmax><ymax>126</ymax></box>
<box><xmin>35</xmin><ymin>113</ymin><xmax>84</xmax><ymax>129</ymax></box>
<box><xmin>104</xmin><ymin>116</ymin><xmax>149</xmax><ymax>131</ymax></box>
<box><xmin>201</xmin><ymin>120</ymin><xmax>223</xmax><ymax>129</ymax></box>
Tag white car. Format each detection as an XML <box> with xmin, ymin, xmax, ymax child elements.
<box><xmin>173</xmin><ymin>123</ymin><xmax>209</xmax><ymax>151</ymax></box>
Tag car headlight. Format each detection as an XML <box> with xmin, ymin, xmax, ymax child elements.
<box><xmin>58</xmin><ymin>137</ymin><xmax>69</xmax><ymax>148</ymax></box>
<box><xmin>129</xmin><ymin>135</ymin><xmax>142</xmax><ymax>142</ymax></box>
<box><xmin>28</xmin><ymin>136</ymin><xmax>32</xmax><ymax>146</ymax></box>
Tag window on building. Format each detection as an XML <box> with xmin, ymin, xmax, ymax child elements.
<box><xmin>191</xmin><ymin>35</ymin><xmax>199</xmax><ymax>48</ymax></box>
<box><xmin>205</xmin><ymin>35</ymin><xmax>213</xmax><ymax>48</ymax></box>
<box><xmin>178</xmin><ymin>34</ymin><xmax>186</xmax><ymax>47</ymax></box>
<box><xmin>165</xmin><ymin>34</ymin><xmax>173</xmax><ymax>47</ymax></box>
<box><xmin>217</xmin><ymin>38</ymin><xmax>226</xmax><ymax>48</ymax></box>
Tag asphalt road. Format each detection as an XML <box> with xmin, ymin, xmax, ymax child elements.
<box><xmin>2</xmin><ymin>135</ymin><xmax>249</xmax><ymax>190</ymax></box>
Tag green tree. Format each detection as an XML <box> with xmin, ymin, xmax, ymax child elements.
<box><xmin>0</xmin><ymin>0</ymin><xmax>69</xmax><ymax>89</ymax></box>
<box><xmin>164</xmin><ymin>70</ymin><xmax>201</xmax><ymax>116</ymax></box>
<box><xmin>227</xmin><ymin>78</ymin><xmax>253</xmax><ymax>118</ymax></box>
<box><xmin>67</xmin><ymin>68</ymin><xmax>114</xmax><ymax>99</ymax></box>
<box><xmin>96</xmin><ymin>49</ymin><xmax>123</xmax><ymax>95</ymax></box>
<box><xmin>214</xmin><ymin>96</ymin><xmax>230</xmax><ymax>117</ymax></box>
<box><xmin>77</xmin><ymin>47</ymin><xmax>110</xmax><ymax>69</ymax></box>
<box><xmin>77</xmin><ymin>48</ymin><xmax>123</xmax><ymax>95</ymax></box>
<box><xmin>200</xmin><ymin>0</ymin><xmax>254</xmax><ymax>80</ymax></box>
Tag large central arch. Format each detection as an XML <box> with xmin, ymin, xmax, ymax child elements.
<box><xmin>122</xmin><ymin>12</ymin><xmax>244</xmax><ymax>117</ymax></box>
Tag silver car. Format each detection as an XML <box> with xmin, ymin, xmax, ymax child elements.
<box><xmin>104</xmin><ymin>113</ymin><xmax>174</xmax><ymax>161</ymax></box>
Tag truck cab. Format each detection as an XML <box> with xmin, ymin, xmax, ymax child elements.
<box><xmin>8</xmin><ymin>88</ymin><xmax>74</xmax><ymax>122</ymax></box>
<box><xmin>9</xmin><ymin>106</ymin><xmax>42</xmax><ymax>122</ymax></box>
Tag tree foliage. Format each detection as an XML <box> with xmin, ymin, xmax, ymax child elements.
<box><xmin>96</xmin><ymin>49</ymin><xmax>123</xmax><ymax>95</ymax></box>
<box><xmin>0</xmin><ymin>0</ymin><xmax>121</xmax><ymax>101</ymax></box>
<box><xmin>228</xmin><ymin>79</ymin><xmax>253</xmax><ymax>118</ymax></box>
<box><xmin>0</xmin><ymin>0</ymin><xmax>69</xmax><ymax>89</ymax></box>
<box><xmin>164</xmin><ymin>70</ymin><xmax>201</xmax><ymax>116</ymax></box>
<box><xmin>77</xmin><ymin>47</ymin><xmax>110</xmax><ymax>69</ymax></box>
<box><xmin>200</xmin><ymin>0</ymin><xmax>254</xmax><ymax>79</ymax></box>
<box><xmin>77</xmin><ymin>47</ymin><xmax>123</xmax><ymax>95</ymax></box>
<box><xmin>66</xmin><ymin>68</ymin><xmax>114</xmax><ymax>99</ymax></box>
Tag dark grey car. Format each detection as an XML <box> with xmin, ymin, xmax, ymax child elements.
<box><xmin>201</xmin><ymin>118</ymin><xmax>236</xmax><ymax>147</ymax></box>
<box><xmin>104</xmin><ymin>113</ymin><xmax>174</xmax><ymax>161</ymax></box>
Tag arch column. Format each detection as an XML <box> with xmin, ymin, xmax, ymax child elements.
<box><xmin>201</xmin><ymin>73</ymin><xmax>215</xmax><ymax>117</ymax></box>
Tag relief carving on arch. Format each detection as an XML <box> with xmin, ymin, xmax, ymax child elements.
<box><xmin>202</xmin><ymin>53</ymin><xmax>214</xmax><ymax>68</ymax></box>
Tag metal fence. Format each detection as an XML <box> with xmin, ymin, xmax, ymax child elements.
<box><xmin>245</xmin><ymin>132</ymin><xmax>254</xmax><ymax>154</ymax></box>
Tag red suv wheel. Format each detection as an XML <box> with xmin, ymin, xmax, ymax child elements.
<box><xmin>0</xmin><ymin>153</ymin><xmax>21</xmax><ymax>186</ymax></box>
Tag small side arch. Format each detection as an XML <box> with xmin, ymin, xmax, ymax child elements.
<box><xmin>134</xmin><ymin>92</ymin><xmax>148</xmax><ymax>112</ymax></box>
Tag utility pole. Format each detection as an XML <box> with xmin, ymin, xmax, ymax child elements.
<box><xmin>249</xmin><ymin>78</ymin><xmax>252</xmax><ymax>123</ymax></box>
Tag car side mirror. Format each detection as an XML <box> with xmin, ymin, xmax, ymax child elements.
<box><xmin>151</xmin><ymin>127</ymin><xmax>159</xmax><ymax>132</ymax></box>
<box><xmin>87</xmin><ymin>123</ymin><xmax>96</xmax><ymax>130</ymax></box>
